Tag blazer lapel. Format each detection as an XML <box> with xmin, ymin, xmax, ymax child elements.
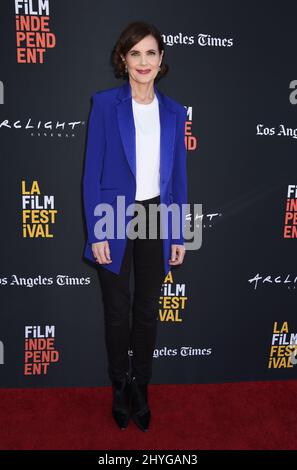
<box><xmin>116</xmin><ymin>80</ymin><xmax>176</xmax><ymax>189</ymax></box>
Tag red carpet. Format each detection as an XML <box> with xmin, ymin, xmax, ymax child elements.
<box><xmin>0</xmin><ymin>380</ymin><xmax>295</xmax><ymax>450</ymax></box>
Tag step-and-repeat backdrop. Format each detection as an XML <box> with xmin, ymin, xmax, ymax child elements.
<box><xmin>1</xmin><ymin>0</ymin><xmax>297</xmax><ymax>387</ymax></box>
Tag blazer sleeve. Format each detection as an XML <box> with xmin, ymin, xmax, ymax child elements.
<box><xmin>171</xmin><ymin>106</ymin><xmax>188</xmax><ymax>246</ymax></box>
<box><xmin>82</xmin><ymin>93</ymin><xmax>107</xmax><ymax>245</ymax></box>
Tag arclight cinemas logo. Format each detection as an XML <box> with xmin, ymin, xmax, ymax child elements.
<box><xmin>24</xmin><ymin>325</ymin><xmax>59</xmax><ymax>375</ymax></box>
<box><xmin>248</xmin><ymin>272</ymin><xmax>297</xmax><ymax>290</ymax></box>
<box><xmin>0</xmin><ymin>116</ymin><xmax>85</xmax><ymax>137</ymax></box>
<box><xmin>15</xmin><ymin>0</ymin><xmax>56</xmax><ymax>64</ymax></box>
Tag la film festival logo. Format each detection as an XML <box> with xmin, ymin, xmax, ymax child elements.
<box><xmin>284</xmin><ymin>185</ymin><xmax>297</xmax><ymax>238</ymax></box>
<box><xmin>24</xmin><ymin>325</ymin><xmax>59</xmax><ymax>375</ymax></box>
<box><xmin>15</xmin><ymin>0</ymin><xmax>56</xmax><ymax>64</ymax></box>
<box><xmin>268</xmin><ymin>322</ymin><xmax>297</xmax><ymax>369</ymax></box>
<box><xmin>160</xmin><ymin>271</ymin><xmax>188</xmax><ymax>322</ymax></box>
<box><xmin>22</xmin><ymin>180</ymin><xmax>57</xmax><ymax>238</ymax></box>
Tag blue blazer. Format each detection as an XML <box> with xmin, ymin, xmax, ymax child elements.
<box><xmin>82</xmin><ymin>80</ymin><xmax>187</xmax><ymax>277</ymax></box>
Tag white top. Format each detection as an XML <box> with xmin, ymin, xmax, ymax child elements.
<box><xmin>132</xmin><ymin>94</ymin><xmax>160</xmax><ymax>201</ymax></box>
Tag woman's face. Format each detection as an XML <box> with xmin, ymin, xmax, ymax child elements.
<box><xmin>122</xmin><ymin>35</ymin><xmax>164</xmax><ymax>84</ymax></box>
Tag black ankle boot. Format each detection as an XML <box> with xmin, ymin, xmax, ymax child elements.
<box><xmin>130</xmin><ymin>376</ymin><xmax>151</xmax><ymax>432</ymax></box>
<box><xmin>111</xmin><ymin>372</ymin><xmax>131</xmax><ymax>430</ymax></box>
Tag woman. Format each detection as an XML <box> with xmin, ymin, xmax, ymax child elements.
<box><xmin>82</xmin><ymin>21</ymin><xmax>188</xmax><ymax>432</ymax></box>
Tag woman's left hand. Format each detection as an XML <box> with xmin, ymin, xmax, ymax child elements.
<box><xmin>169</xmin><ymin>244</ymin><xmax>186</xmax><ymax>266</ymax></box>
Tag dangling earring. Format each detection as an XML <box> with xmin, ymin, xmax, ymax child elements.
<box><xmin>122</xmin><ymin>57</ymin><xmax>128</xmax><ymax>74</ymax></box>
<box><xmin>123</xmin><ymin>60</ymin><xmax>128</xmax><ymax>73</ymax></box>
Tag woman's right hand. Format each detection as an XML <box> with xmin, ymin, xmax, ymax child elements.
<box><xmin>92</xmin><ymin>241</ymin><xmax>112</xmax><ymax>264</ymax></box>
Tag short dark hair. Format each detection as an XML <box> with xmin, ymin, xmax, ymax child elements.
<box><xmin>111</xmin><ymin>21</ymin><xmax>169</xmax><ymax>81</ymax></box>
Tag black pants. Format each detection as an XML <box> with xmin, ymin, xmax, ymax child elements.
<box><xmin>97</xmin><ymin>195</ymin><xmax>165</xmax><ymax>385</ymax></box>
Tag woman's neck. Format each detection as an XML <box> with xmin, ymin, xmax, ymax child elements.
<box><xmin>130</xmin><ymin>79</ymin><xmax>155</xmax><ymax>104</ymax></box>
